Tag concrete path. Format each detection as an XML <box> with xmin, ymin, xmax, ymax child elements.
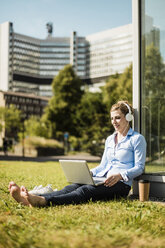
<box><xmin>0</xmin><ymin>152</ymin><xmax>101</xmax><ymax>163</ymax></box>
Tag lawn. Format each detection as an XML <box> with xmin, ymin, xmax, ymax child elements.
<box><xmin>0</xmin><ymin>161</ymin><xmax>164</xmax><ymax>248</ymax></box>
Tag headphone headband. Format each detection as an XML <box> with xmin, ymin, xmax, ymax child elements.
<box><xmin>122</xmin><ymin>102</ymin><xmax>131</xmax><ymax>114</ymax></box>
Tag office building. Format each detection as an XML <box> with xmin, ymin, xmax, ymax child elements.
<box><xmin>0</xmin><ymin>90</ymin><xmax>49</xmax><ymax>119</ymax></box>
<box><xmin>0</xmin><ymin>22</ymin><xmax>133</xmax><ymax>96</ymax></box>
<box><xmin>86</xmin><ymin>24</ymin><xmax>132</xmax><ymax>84</ymax></box>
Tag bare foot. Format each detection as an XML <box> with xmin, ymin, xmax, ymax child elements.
<box><xmin>8</xmin><ymin>181</ymin><xmax>17</xmax><ymax>192</ymax></box>
<box><xmin>9</xmin><ymin>182</ymin><xmax>30</xmax><ymax>206</ymax></box>
<box><xmin>26</xmin><ymin>190</ymin><xmax>47</xmax><ymax>207</ymax></box>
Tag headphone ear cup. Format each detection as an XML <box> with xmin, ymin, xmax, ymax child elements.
<box><xmin>126</xmin><ymin>113</ymin><xmax>133</xmax><ymax>122</ymax></box>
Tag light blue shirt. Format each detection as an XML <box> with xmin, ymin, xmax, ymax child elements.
<box><xmin>91</xmin><ymin>128</ymin><xmax>146</xmax><ymax>186</ymax></box>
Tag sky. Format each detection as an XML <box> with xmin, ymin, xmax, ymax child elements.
<box><xmin>0</xmin><ymin>0</ymin><xmax>132</xmax><ymax>39</ymax></box>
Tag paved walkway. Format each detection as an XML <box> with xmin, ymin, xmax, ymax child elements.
<box><xmin>0</xmin><ymin>152</ymin><xmax>101</xmax><ymax>163</ymax></box>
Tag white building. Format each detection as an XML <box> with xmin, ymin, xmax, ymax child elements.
<box><xmin>0</xmin><ymin>22</ymin><xmax>133</xmax><ymax>96</ymax></box>
<box><xmin>85</xmin><ymin>24</ymin><xmax>132</xmax><ymax>91</ymax></box>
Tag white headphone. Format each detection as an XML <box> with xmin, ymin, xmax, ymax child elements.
<box><xmin>122</xmin><ymin>102</ymin><xmax>133</xmax><ymax>122</ymax></box>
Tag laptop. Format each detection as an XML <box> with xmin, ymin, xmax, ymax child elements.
<box><xmin>59</xmin><ymin>160</ymin><xmax>106</xmax><ymax>186</ymax></box>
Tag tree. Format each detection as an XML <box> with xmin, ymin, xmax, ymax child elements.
<box><xmin>103</xmin><ymin>64</ymin><xmax>132</xmax><ymax>111</ymax></box>
<box><xmin>102</xmin><ymin>73</ymin><xmax>120</xmax><ymax>111</ymax></box>
<box><xmin>143</xmin><ymin>44</ymin><xmax>165</xmax><ymax>159</ymax></box>
<box><xmin>24</xmin><ymin>116</ymin><xmax>50</xmax><ymax>138</ymax></box>
<box><xmin>44</xmin><ymin>65</ymin><xmax>84</xmax><ymax>138</ymax></box>
<box><xmin>76</xmin><ymin>91</ymin><xmax>110</xmax><ymax>155</ymax></box>
<box><xmin>41</xmin><ymin>64</ymin><xmax>133</xmax><ymax>154</ymax></box>
<box><xmin>0</xmin><ymin>105</ymin><xmax>22</xmax><ymax>140</ymax></box>
<box><xmin>145</xmin><ymin>44</ymin><xmax>165</xmax><ymax>97</ymax></box>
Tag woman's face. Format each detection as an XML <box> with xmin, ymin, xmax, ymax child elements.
<box><xmin>110</xmin><ymin>109</ymin><xmax>128</xmax><ymax>133</ymax></box>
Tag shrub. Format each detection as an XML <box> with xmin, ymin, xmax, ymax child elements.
<box><xmin>24</xmin><ymin>136</ymin><xmax>64</xmax><ymax>156</ymax></box>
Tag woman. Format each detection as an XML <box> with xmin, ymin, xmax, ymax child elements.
<box><xmin>9</xmin><ymin>101</ymin><xmax>146</xmax><ymax>207</ymax></box>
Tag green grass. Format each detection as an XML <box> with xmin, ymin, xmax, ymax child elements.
<box><xmin>0</xmin><ymin>161</ymin><xmax>165</xmax><ymax>248</ymax></box>
<box><xmin>145</xmin><ymin>163</ymin><xmax>165</xmax><ymax>173</ymax></box>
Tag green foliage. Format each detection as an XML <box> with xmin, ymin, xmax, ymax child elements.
<box><xmin>24</xmin><ymin>116</ymin><xmax>50</xmax><ymax>138</ymax></box>
<box><xmin>76</xmin><ymin>92</ymin><xmax>110</xmax><ymax>155</ymax></box>
<box><xmin>102</xmin><ymin>73</ymin><xmax>120</xmax><ymax>111</ymax></box>
<box><xmin>143</xmin><ymin>44</ymin><xmax>165</xmax><ymax>159</ymax></box>
<box><xmin>69</xmin><ymin>135</ymin><xmax>81</xmax><ymax>151</ymax></box>
<box><xmin>0</xmin><ymin>105</ymin><xmax>22</xmax><ymax>139</ymax></box>
<box><xmin>145</xmin><ymin>43</ymin><xmax>165</xmax><ymax>97</ymax></box>
<box><xmin>39</xmin><ymin>64</ymin><xmax>133</xmax><ymax>155</ymax></box>
<box><xmin>103</xmin><ymin>64</ymin><xmax>132</xmax><ymax>111</ymax></box>
<box><xmin>45</xmin><ymin>64</ymin><xmax>84</xmax><ymax>138</ymax></box>
<box><xmin>24</xmin><ymin>136</ymin><xmax>63</xmax><ymax>149</ymax></box>
<box><xmin>24</xmin><ymin>64</ymin><xmax>133</xmax><ymax>155</ymax></box>
<box><xmin>0</xmin><ymin>161</ymin><xmax>165</xmax><ymax>248</ymax></box>
<box><xmin>76</xmin><ymin>64</ymin><xmax>132</xmax><ymax>155</ymax></box>
<box><xmin>24</xmin><ymin>136</ymin><xmax>64</xmax><ymax>156</ymax></box>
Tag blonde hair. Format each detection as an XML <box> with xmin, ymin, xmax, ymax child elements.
<box><xmin>110</xmin><ymin>100</ymin><xmax>134</xmax><ymax>116</ymax></box>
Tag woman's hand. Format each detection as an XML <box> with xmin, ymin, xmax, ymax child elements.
<box><xmin>104</xmin><ymin>173</ymin><xmax>123</xmax><ymax>187</ymax></box>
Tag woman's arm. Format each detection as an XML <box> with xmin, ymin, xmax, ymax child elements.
<box><xmin>104</xmin><ymin>134</ymin><xmax>146</xmax><ymax>187</ymax></box>
<box><xmin>120</xmin><ymin>134</ymin><xmax>146</xmax><ymax>182</ymax></box>
<box><xmin>90</xmin><ymin>137</ymin><xmax>109</xmax><ymax>176</ymax></box>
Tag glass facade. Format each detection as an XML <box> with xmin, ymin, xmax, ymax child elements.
<box><xmin>9</xmin><ymin>32</ymin><xmax>87</xmax><ymax>96</ymax></box>
<box><xmin>86</xmin><ymin>25</ymin><xmax>132</xmax><ymax>80</ymax></box>
<box><xmin>141</xmin><ymin>0</ymin><xmax>165</xmax><ymax>171</ymax></box>
<box><xmin>0</xmin><ymin>22</ymin><xmax>133</xmax><ymax>96</ymax></box>
<box><xmin>13</xmin><ymin>36</ymin><xmax>40</xmax><ymax>75</ymax></box>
